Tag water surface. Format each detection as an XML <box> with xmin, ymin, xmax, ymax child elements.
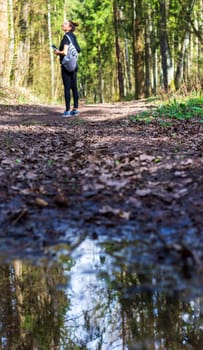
<box><xmin>0</xmin><ymin>238</ymin><xmax>202</xmax><ymax>350</ymax></box>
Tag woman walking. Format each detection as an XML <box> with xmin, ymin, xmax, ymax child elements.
<box><xmin>54</xmin><ymin>20</ymin><xmax>81</xmax><ymax>117</ymax></box>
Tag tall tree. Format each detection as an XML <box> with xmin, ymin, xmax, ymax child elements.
<box><xmin>158</xmin><ymin>0</ymin><xmax>173</xmax><ymax>91</ymax></box>
<box><xmin>8</xmin><ymin>0</ymin><xmax>15</xmax><ymax>84</ymax></box>
<box><xmin>175</xmin><ymin>0</ymin><xmax>197</xmax><ymax>89</ymax></box>
<box><xmin>0</xmin><ymin>0</ymin><xmax>9</xmax><ymax>85</ymax></box>
<box><xmin>13</xmin><ymin>0</ymin><xmax>32</xmax><ymax>86</ymax></box>
<box><xmin>133</xmin><ymin>0</ymin><xmax>145</xmax><ymax>99</ymax></box>
<box><xmin>113</xmin><ymin>0</ymin><xmax>124</xmax><ymax>100</ymax></box>
<box><xmin>144</xmin><ymin>3</ymin><xmax>152</xmax><ymax>97</ymax></box>
<box><xmin>47</xmin><ymin>1</ymin><xmax>55</xmax><ymax>99</ymax></box>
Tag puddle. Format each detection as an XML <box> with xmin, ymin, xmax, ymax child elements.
<box><xmin>0</xmin><ymin>238</ymin><xmax>203</xmax><ymax>349</ymax></box>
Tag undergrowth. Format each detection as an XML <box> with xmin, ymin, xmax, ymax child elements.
<box><xmin>130</xmin><ymin>96</ymin><xmax>203</xmax><ymax>124</ymax></box>
<box><xmin>0</xmin><ymin>86</ymin><xmax>41</xmax><ymax>104</ymax></box>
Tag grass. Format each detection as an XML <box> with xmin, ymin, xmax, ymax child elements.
<box><xmin>130</xmin><ymin>95</ymin><xmax>203</xmax><ymax>124</ymax></box>
<box><xmin>154</xmin><ymin>97</ymin><xmax>203</xmax><ymax>119</ymax></box>
<box><xmin>0</xmin><ymin>86</ymin><xmax>43</xmax><ymax>105</ymax></box>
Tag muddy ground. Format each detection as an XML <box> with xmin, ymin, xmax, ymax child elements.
<box><xmin>0</xmin><ymin>100</ymin><xmax>203</xmax><ymax>280</ymax></box>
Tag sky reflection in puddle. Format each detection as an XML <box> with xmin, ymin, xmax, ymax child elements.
<box><xmin>0</xmin><ymin>238</ymin><xmax>203</xmax><ymax>349</ymax></box>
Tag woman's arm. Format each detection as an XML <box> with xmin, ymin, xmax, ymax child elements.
<box><xmin>54</xmin><ymin>44</ymin><xmax>68</xmax><ymax>56</ymax></box>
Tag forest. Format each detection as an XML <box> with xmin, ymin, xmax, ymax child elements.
<box><xmin>0</xmin><ymin>1</ymin><xmax>203</xmax><ymax>349</ymax></box>
<box><xmin>0</xmin><ymin>0</ymin><xmax>202</xmax><ymax>103</ymax></box>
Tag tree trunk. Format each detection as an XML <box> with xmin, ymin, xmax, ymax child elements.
<box><xmin>96</xmin><ymin>29</ymin><xmax>103</xmax><ymax>103</ymax></box>
<box><xmin>197</xmin><ymin>0</ymin><xmax>202</xmax><ymax>87</ymax></box>
<box><xmin>124</xmin><ymin>37</ymin><xmax>132</xmax><ymax>95</ymax></box>
<box><xmin>47</xmin><ymin>1</ymin><xmax>55</xmax><ymax>99</ymax></box>
<box><xmin>13</xmin><ymin>259</ymin><xmax>26</xmax><ymax>344</ymax></box>
<box><xmin>0</xmin><ymin>0</ymin><xmax>9</xmax><ymax>85</ymax></box>
<box><xmin>150</xmin><ymin>7</ymin><xmax>158</xmax><ymax>95</ymax></box>
<box><xmin>159</xmin><ymin>0</ymin><xmax>173</xmax><ymax>91</ymax></box>
<box><xmin>175</xmin><ymin>0</ymin><xmax>197</xmax><ymax>89</ymax></box>
<box><xmin>98</xmin><ymin>48</ymin><xmax>103</xmax><ymax>103</ymax></box>
<box><xmin>133</xmin><ymin>0</ymin><xmax>145</xmax><ymax>99</ymax></box>
<box><xmin>13</xmin><ymin>0</ymin><xmax>31</xmax><ymax>87</ymax></box>
<box><xmin>8</xmin><ymin>0</ymin><xmax>15</xmax><ymax>84</ymax></box>
<box><xmin>145</xmin><ymin>5</ymin><xmax>151</xmax><ymax>97</ymax></box>
<box><xmin>113</xmin><ymin>0</ymin><xmax>124</xmax><ymax>100</ymax></box>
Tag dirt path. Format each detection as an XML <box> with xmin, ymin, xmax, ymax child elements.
<box><xmin>0</xmin><ymin>99</ymin><xmax>154</xmax><ymax>123</ymax></box>
<box><xmin>0</xmin><ymin>101</ymin><xmax>203</xmax><ymax>271</ymax></box>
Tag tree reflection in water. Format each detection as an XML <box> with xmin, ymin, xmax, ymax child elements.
<box><xmin>0</xmin><ymin>258</ymin><xmax>69</xmax><ymax>349</ymax></box>
<box><xmin>0</xmin><ymin>239</ymin><xmax>202</xmax><ymax>350</ymax></box>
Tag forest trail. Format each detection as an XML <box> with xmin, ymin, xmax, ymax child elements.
<box><xmin>0</xmin><ymin>99</ymin><xmax>155</xmax><ymax>125</ymax></box>
<box><xmin>0</xmin><ymin>100</ymin><xmax>203</xmax><ymax>273</ymax></box>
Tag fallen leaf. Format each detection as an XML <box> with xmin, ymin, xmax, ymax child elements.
<box><xmin>35</xmin><ymin>198</ymin><xmax>49</xmax><ymax>207</ymax></box>
<box><xmin>99</xmin><ymin>205</ymin><xmax>131</xmax><ymax>219</ymax></box>
<box><xmin>136</xmin><ymin>188</ymin><xmax>151</xmax><ymax>196</ymax></box>
<box><xmin>54</xmin><ymin>194</ymin><xmax>69</xmax><ymax>207</ymax></box>
<box><xmin>26</xmin><ymin>171</ymin><xmax>38</xmax><ymax>180</ymax></box>
<box><xmin>140</xmin><ymin>154</ymin><xmax>155</xmax><ymax>162</ymax></box>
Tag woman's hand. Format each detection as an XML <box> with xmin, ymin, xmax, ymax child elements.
<box><xmin>54</xmin><ymin>49</ymin><xmax>60</xmax><ymax>55</ymax></box>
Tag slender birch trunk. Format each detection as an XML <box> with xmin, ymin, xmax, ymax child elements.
<box><xmin>0</xmin><ymin>0</ymin><xmax>9</xmax><ymax>85</ymax></box>
<box><xmin>97</xmin><ymin>38</ymin><xmax>103</xmax><ymax>103</ymax></box>
<box><xmin>145</xmin><ymin>4</ymin><xmax>151</xmax><ymax>97</ymax></box>
<box><xmin>124</xmin><ymin>38</ymin><xmax>132</xmax><ymax>95</ymax></box>
<box><xmin>8</xmin><ymin>0</ymin><xmax>15</xmax><ymax>84</ymax></box>
<box><xmin>47</xmin><ymin>1</ymin><xmax>55</xmax><ymax>99</ymax></box>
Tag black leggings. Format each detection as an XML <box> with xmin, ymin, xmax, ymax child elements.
<box><xmin>61</xmin><ymin>67</ymin><xmax>79</xmax><ymax>111</ymax></box>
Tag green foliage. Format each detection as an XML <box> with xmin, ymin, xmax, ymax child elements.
<box><xmin>130</xmin><ymin>96</ymin><xmax>203</xmax><ymax>124</ymax></box>
<box><xmin>154</xmin><ymin>97</ymin><xmax>203</xmax><ymax>120</ymax></box>
<box><xmin>1</xmin><ymin>0</ymin><xmax>202</xmax><ymax>103</ymax></box>
<box><xmin>70</xmin><ymin>0</ymin><xmax>115</xmax><ymax>102</ymax></box>
<box><xmin>130</xmin><ymin>110</ymin><xmax>153</xmax><ymax>124</ymax></box>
